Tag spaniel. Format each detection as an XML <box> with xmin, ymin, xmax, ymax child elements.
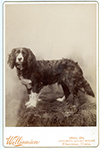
<box><xmin>8</xmin><ymin>47</ymin><xmax>95</xmax><ymax>107</ymax></box>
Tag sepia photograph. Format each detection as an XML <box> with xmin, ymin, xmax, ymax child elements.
<box><xmin>3</xmin><ymin>1</ymin><xmax>98</xmax><ymax>147</ymax></box>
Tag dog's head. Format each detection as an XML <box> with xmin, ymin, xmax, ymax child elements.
<box><xmin>8</xmin><ymin>47</ymin><xmax>36</xmax><ymax>69</ymax></box>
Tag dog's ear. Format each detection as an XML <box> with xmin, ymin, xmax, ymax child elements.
<box><xmin>27</xmin><ymin>49</ymin><xmax>37</xmax><ymax>68</ymax></box>
<box><xmin>8</xmin><ymin>49</ymin><xmax>16</xmax><ymax>69</ymax></box>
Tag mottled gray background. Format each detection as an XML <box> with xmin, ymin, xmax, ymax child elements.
<box><xmin>5</xmin><ymin>3</ymin><xmax>96</xmax><ymax>126</ymax></box>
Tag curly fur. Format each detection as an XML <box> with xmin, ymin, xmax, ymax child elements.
<box><xmin>8</xmin><ymin>47</ymin><xmax>95</xmax><ymax>106</ymax></box>
<box><xmin>8</xmin><ymin>49</ymin><xmax>16</xmax><ymax>69</ymax></box>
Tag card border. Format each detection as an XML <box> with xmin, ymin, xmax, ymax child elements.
<box><xmin>2</xmin><ymin>1</ymin><xmax>99</xmax><ymax>148</ymax></box>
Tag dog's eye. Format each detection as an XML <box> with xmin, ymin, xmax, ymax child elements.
<box><xmin>22</xmin><ymin>51</ymin><xmax>27</xmax><ymax>56</ymax></box>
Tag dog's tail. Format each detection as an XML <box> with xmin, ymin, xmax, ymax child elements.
<box><xmin>81</xmin><ymin>77</ymin><xmax>95</xmax><ymax>97</ymax></box>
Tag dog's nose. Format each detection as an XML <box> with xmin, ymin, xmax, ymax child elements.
<box><xmin>18</xmin><ymin>58</ymin><xmax>22</xmax><ymax>61</ymax></box>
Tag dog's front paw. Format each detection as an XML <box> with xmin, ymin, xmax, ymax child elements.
<box><xmin>25</xmin><ymin>100</ymin><xmax>37</xmax><ymax>108</ymax></box>
<box><xmin>25</xmin><ymin>92</ymin><xmax>42</xmax><ymax>108</ymax></box>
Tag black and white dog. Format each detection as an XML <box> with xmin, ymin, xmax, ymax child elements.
<box><xmin>8</xmin><ymin>47</ymin><xmax>95</xmax><ymax>107</ymax></box>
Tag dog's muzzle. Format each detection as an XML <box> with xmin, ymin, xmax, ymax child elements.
<box><xmin>16</xmin><ymin>53</ymin><xmax>24</xmax><ymax>64</ymax></box>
